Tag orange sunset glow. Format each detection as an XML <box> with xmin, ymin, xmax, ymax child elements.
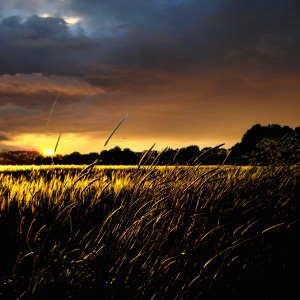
<box><xmin>44</xmin><ymin>150</ymin><xmax>55</xmax><ymax>156</ymax></box>
<box><xmin>0</xmin><ymin>1</ymin><xmax>299</xmax><ymax>155</ymax></box>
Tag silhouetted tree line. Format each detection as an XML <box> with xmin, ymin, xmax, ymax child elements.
<box><xmin>1</xmin><ymin>124</ymin><xmax>299</xmax><ymax>166</ymax></box>
<box><xmin>0</xmin><ymin>151</ymin><xmax>43</xmax><ymax>165</ymax></box>
<box><xmin>226</xmin><ymin>124</ymin><xmax>300</xmax><ymax>166</ymax></box>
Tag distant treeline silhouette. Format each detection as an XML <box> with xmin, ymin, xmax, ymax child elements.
<box><xmin>1</xmin><ymin>124</ymin><xmax>299</xmax><ymax>166</ymax></box>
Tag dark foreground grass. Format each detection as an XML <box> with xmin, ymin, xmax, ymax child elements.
<box><xmin>0</xmin><ymin>162</ymin><xmax>299</xmax><ymax>300</ymax></box>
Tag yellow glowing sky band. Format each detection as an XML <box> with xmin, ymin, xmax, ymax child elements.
<box><xmin>44</xmin><ymin>149</ymin><xmax>55</xmax><ymax>155</ymax></box>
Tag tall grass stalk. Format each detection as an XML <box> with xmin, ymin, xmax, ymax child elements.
<box><xmin>104</xmin><ymin>114</ymin><xmax>128</xmax><ymax>147</ymax></box>
<box><xmin>47</xmin><ymin>94</ymin><xmax>60</xmax><ymax>126</ymax></box>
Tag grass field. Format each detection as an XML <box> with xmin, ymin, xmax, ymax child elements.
<box><xmin>0</xmin><ymin>162</ymin><xmax>299</xmax><ymax>299</ymax></box>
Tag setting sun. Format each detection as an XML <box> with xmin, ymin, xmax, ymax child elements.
<box><xmin>44</xmin><ymin>149</ymin><xmax>55</xmax><ymax>155</ymax></box>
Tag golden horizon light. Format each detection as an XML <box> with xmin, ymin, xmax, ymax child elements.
<box><xmin>44</xmin><ymin>149</ymin><xmax>55</xmax><ymax>156</ymax></box>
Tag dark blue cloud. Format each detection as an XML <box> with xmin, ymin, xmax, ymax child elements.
<box><xmin>0</xmin><ymin>0</ymin><xmax>298</xmax><ymax>89</ymax></box>
<box><xmin>1</xmin><ymin>15</ymin><xmax>23</xmax><ymax>27</ymax></box>
<box><xmin>23</xmin><ymin>15</ymin><xmax>69</xmax><ymax>38</ymax></box>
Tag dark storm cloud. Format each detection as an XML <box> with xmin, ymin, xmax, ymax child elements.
<box><xmin>0</xmin><ymin>14</ymin><xmax>69</xmax><ymax>39</ymax></box>
<box><xmin>1</xmin><ymin>15</ymin><xmax>22</xmax><ymax>27</ymax></box>
<box><xmin>0</xmin><ymin>14</ymin><xmax>99</xmax><ymax>77</ymax></box>
<box><xmin>24</xmin><ymin>14</ymin><xmax>69</xmax><ymax>38</ymax></box>
<box><xmin>0</xmin><ymin>0</ymin><xmax>298</xmax><ymax>85</ymax></box>
<box><xmin>66</xmin><ymin>0</ymin><xmax>300</xmax><ymax>73</ymax></box>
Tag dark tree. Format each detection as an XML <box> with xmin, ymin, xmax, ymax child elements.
<box><xmin>85</xmin><ymin>152</ymin><xmax>100</xmax><ymax>164</ymax></box>
<box><xmin>61</xmin><ymin>151</ymin><xmax>83</xmax><ymax>165</ymax></box>
<box><xmin>121</xmin><ymin>148</ymin><xmax>139</xmax><ymax>165</ymax></box>
<box><xmin>35</xmin><ymin>155</ymin><xmax>44</xmax><ymax>165</ymax></box>
<box><xmin>159</xmin><ymin>148</ymin><xmax>178</xmax><ymax>165</ymax></box>
<box><xmin>295</xmin><ymin>126</ymin><xmax>300</xmax><ymax>139</ymax></box>
<box><xmin>197</xmin><ymin>147</ymin><xmax>228</xmax><ymax>165</ymax></box>
<box><xmin>248</xmin><ymin>131</ymin><xmax>300</xmax><ymax>166</ymax></box>
<box><xmin>99</xmin><ymin>150</ymin><xmax>110</xmax><ymax>165</ymax></box>
<box><xmin>98</xmin><ymin>146</ymin><xmax>123</xmax><ymax>165</ymax></box>
<box><xmin>172</xmin><ymin>145</ymin><xmax>201</xmax><ymax>165</ymax></box>
<box><xmin>41</xmin><ymin>156</ymin><xmax>52</xmax><ymax>165</ymax></box>
<box><xmin>227</xmin><ymin>124</ymin><xmax>299</xmax><ymax>165</ymax></box>
<box><xmin>108</xmin><ymin>146</ymin><xmax>122</xmax><ymax>165</ymax></box>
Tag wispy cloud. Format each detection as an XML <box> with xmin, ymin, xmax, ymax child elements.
<box><xmin>0</xmin><ymin>73</ymin><xmax>105</xmax><ymax>96</ymax></box>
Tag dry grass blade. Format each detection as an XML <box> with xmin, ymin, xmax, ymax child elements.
<box><xmin>182</xmin><ymin>168</ymin><xmax>221</xmax><ymax>194</ymax></box>
<box><xmin>137</xmin><ymin>143</ymin><xmax>156</xmax><ymax>171</ymax></box>
<box><xmin>104</xmin><ymin>114</ymin><xmax>128</xmax><ymax>147</ymax></box>
<box><xmin>222</xmin><ymin>149</ymin><xmax>232</xmax><ymax>166</ymax></box>
<box><xmin>54</xmin><ymin>133</ymin><xmax>61</xmax><ymax>154</ymax></box>
<box><xmin>101</xmin><ymin>205</ymin><xmax>124</xmax><ymax>228</ymax></box>
<box><xmin>72</xmin><ymin>158</ymin><xmax>101</xmax><ymax>186</ymax></box>
<box><xmin>286</xmin><ymin>218</ymin><xmax>300</xmax><ymax>229</ymax></box>
<box><xmin>47</xmin><ymin>94</ymin><xmax>60</xmax><ymax>125</ymax></box>
<box><xmin>94</xmin><ymin>180</ymin><xmax>112</xmax><ymax>203</ymax></box>
<box><xmin>149</xmin><ymin>146</ymin><xmax>169</xmax><ymax>168</ymax></box>
<box><xmin>77</xmin><ymin>159</ymin><xmax>100</xmax><ymax>178</ymax></box>
<box><xmin>173</xmin><ymin>148</ymin><xmax>181</xmax><ymax>163</ymax></box>
<box><xmin>73</xmin><ymin>160</ymin><xmax>100</xmax><ymax>186</ymax></box>
<box><xmin>80</xmin><ymin>176</ymin><xmax>104</xmax><ymax>195</ymax></box>
<box><xmin>194</xmin><ymin>143</ymin><xmax>225</xmax><ymax>163</ymax></box>
<box><xmin>26</xmin><ymin>219</ymin><xmax>36</xmax><ymax>241</ymax></box>
<box><xmin>262</xmin><ymin>223</ymin><xmax>285</xmax><ymax>233</ymax></box>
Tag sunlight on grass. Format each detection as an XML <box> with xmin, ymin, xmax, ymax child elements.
<box><xmin>0</xmin><ymin>161</ymin><xmax>299</xmax><ymax>299</ymax></box>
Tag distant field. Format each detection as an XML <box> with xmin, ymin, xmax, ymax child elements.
<box><xmin>0</xmin><ymin>163</ymin><xmax>299</xmax><ymax>299</ymax></box>
<box><xmin>0</xmin><ymin>165</ymin><xmax>267</xmax><ymax>206</ymax></box>
<box><xmin>0</xmin><ymin>164</ymin><xmax>252</xmax><ymax>171</ymax></box>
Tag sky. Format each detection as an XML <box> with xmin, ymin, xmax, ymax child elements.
<box><xmin>0</xmin><ymin>0</ymin><xmax>299</xmax><ymax>155</ymax></box>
